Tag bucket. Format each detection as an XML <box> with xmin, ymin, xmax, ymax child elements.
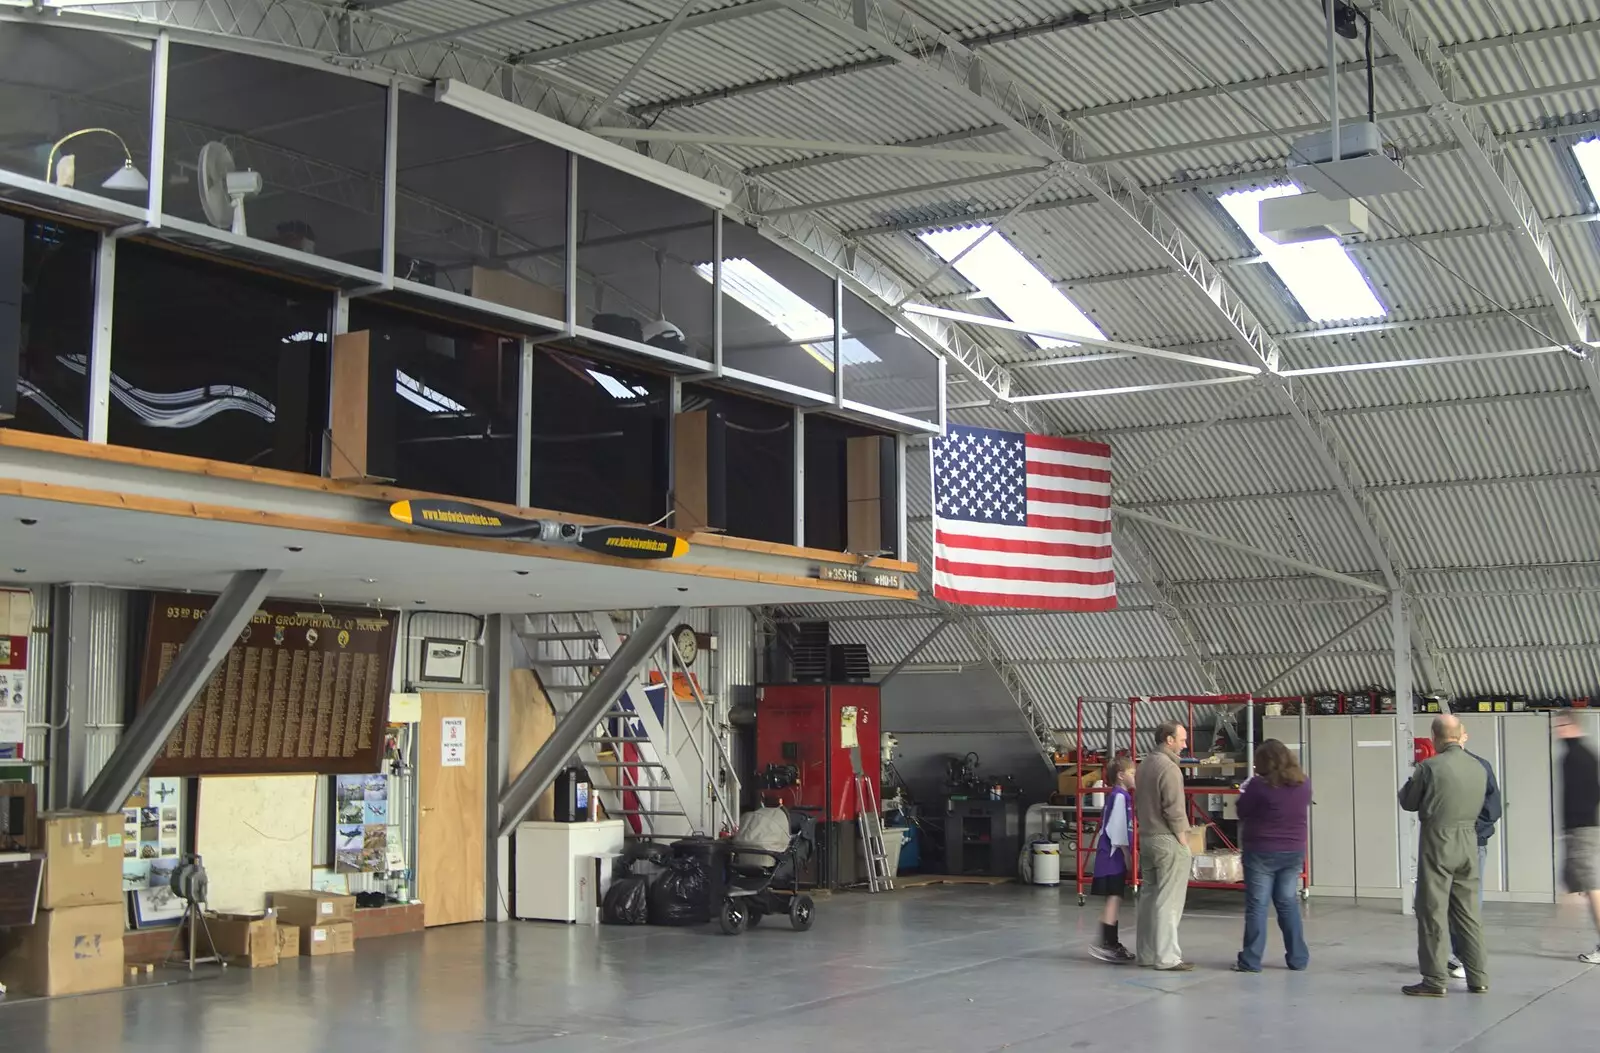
<box><xmin>1030</xmin><ymin>840</ymin><xmax>1061</xmax><ymax>887</ymax></box>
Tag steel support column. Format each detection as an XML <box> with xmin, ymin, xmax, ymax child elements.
<box><xmin>793</xmin><ymin>407</ymin><xmax>806</xmax><ymax>545</ymax></box>
<box><xmin>77</xmin><ymin>570</ymin><xmax>281</xmax><ymax>814</ymax></box>
<box><xmin>146</xmin><ymin>32</ymin><xmax>169</xmax><ymax>225</ymax></box>
<box><xmin>86</xmin><ymin>234</ymin><xmax>115</xmax><ymax>443</ymax></box>
<box><xmin>516</xmin><ymin>338</ymin><xmax>534</xmax><ymax>507</ymax></box>
<box><xmin>1392</xmin><ymin>590</ymin><xmax>1416</xmax><ymax>917</ymax></box>
<box><xmin>484</xmin><ymin>614</ymin><xmax>513</xmax><ymax>921</ymax></box>
<box><xmin>496</xmin><ymin>606</ymin><xmax>684</xmax><ymax>837</ymax></box>
<box><xmin>876</xmin><ymin>618</ymin><xmax>951</xmax><ymax>686</ymax></box>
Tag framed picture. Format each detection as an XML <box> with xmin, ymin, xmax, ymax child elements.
<box><xmin>420</xmin><ymin>638</ymin><xmax>466</xmax><ymax>683</ymax></box>
<box><xmin>130</xmin><ymin>859</ymin><xmax>185</xmax><ymax>928</ymax></box>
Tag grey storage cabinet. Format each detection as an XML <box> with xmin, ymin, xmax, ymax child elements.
<box><xmin>1306</xmin><ymin>716</ymin><xmax>1356</xmax><ymax>896</ymax></box>
<box><xmin>1351</xmin><ymin>715</ymin><xmax>1401</xmax><ymax>895</ymax></box>
<box><xmin>1455</xmin><ymin>713</ymin><xmax>1505</xmax><ymax>895</ymax></box>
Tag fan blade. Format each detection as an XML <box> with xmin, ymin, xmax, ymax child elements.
<box><xmin>388</xmin><ymin>499</ymin><xmax>545</xmax><ymax>538</ymax></box>
<box><xmin>575</xmin><ymin>525</ymin><xmax>689</xmax><ymax>560</ymax></box>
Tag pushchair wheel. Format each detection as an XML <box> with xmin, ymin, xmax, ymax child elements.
<box><xmin>746</xmin><ymin>909</ymin><xmax>763</xmax><ymax>928</ymax></box>
<box><xmin>788</xmin><ymin>894</ymin><xmax>815</xmax><ymax>932</ymax></box>
<box><xmin>718</xmin><ymin>898</ymin><xmax>747</xmax><ymax>935</ymax></box>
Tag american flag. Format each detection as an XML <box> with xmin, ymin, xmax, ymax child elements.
<box><xmin>931</xmin><ymin>424</ymin><xmax>1116</xmax><ymax>611</ymax></box>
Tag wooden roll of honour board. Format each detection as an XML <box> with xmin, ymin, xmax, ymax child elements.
<box><xmin>137</xmin><ymin>594</ymin><xmax>399</xmax><ymax>776</ymax></box>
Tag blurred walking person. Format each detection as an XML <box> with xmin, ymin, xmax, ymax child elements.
<box><xmin>1232</xmin><ymin>739</ymin><xmax>1310</xmax><ymax>972</ymax></box>
<box><xmin>1553</xmin><ymin>712</ymin><xmax>1600</xmax><ymax>963</ymax></box>
<box><xmin>1399</xmin><ymin>714</ymin><xmax>1488</xmax><ymax>996</ymax></box>
<box><xmin>1088</xmin><ymin>756</ymin><xmax>1136</xmax><ymax>963</ymax></box>
<box><xmin>1135</xmin><ymin>721</ymin><xmax>1193</xmax><ymax>972</ymax></box>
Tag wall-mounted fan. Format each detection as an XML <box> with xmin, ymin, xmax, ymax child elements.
<box><xmin>197</xmin><ymin>140</ymin><xmax>262</xmax><ymax>236</ymax></box>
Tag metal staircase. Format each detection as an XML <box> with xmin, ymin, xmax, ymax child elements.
<box><xmin>515</xmin><ymin>610</ymin><xmax>739</xmax><ymax>840</ymax></box>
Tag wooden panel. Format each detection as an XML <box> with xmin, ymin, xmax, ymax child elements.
<box><xmin>845</xmin><ymin>500</ymin><xmax>882</xmax><ymax>554</ymax></box>
<box><xmin>845</xmin><ymin>436</ymin><xmax>882</xmax><ymax>500</ymax></box>
<box><xmin>508</xmin><ymin>670</ymin><xmax>557</xmax><ymax>823</ymax></box>
<box><xmin>469</xmin><ymin>266</ymin><xmax>564</xmax><ymax>319</ymax></box>
<box><xmin>195</xmin><ymin>775</ymin><xmax>317</xmax><ymax>914</ymax></box>
<box><xmin>329</xmin><ymin>331</ymin><xmax>371</xmax><ymax>481</ymax></box>
<box><xmin>672</xmin><ymin>411</ymin><xmax>710</xmax><ymax>532</ymax></box>
<box><xmin>0</xmin><ymin>429</ymin><xmax>920</xmax><ymax>572</ymax></box>
<box><xmin>419</xmin><ymin>690</ymin><xmax>486</xmax><ymax>927</ymax></box>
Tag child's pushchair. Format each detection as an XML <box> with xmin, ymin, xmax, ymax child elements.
<box><xmin>717</xmin><ymin>808</ymin><xmax>816</xmax><ymax>935</ymax></box>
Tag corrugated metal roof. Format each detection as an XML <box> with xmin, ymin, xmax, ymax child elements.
<box><xmin>86</xmin><ymin>0</ymin><xmax>1600</xmax><ymax>715</ymax></box>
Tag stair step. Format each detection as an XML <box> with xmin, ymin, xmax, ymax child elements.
<box><xmin>542</xmin><ymin>683</ymin><xmax>588</xmax><ymax>693</ymax></box>
<box><xmin>586</xmin><ymin>736</ymin><xmax>654</xmax><ymax>745</ymax></box>
<box><xmin>617</xmin><ymin>809</ymin><xmax>685</xmax><ymax>817</ymax></box>
<box><xmin>535</xmin><ymin>658</ymin><xmax>610</xmax><ymax>668</ymax></box>
<box><xmin>522</xmin><ymin>631</ymin><xmax>602</xmax><ymax>642</ymax></box>
<box><xmin>583</xmin><ymin>760</ymin><xmax>665</xmax><ymax>768</ymax></box>
<box><xmin>590</xmin><ymin>784</ymin><xmax>673</xmax><ymax>792</ymax></box>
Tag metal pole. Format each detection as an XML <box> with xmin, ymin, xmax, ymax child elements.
<box><xmin>1392</xmin><ymin>590</ymin><xmax>1416</xmax><ymax>916</ymax></box>
<box><xmin>876</xmin><ymin>618</ymin><xmax>951</xmax><ymax>686</ymax></box>
<box><xmin>146</xmin><ymin>32</ymin><xmax>169</xmax><ymax>226</ymax></box>
<box><xmin>78</xmin><ymin>570</ymin><xmax>281</xmax><ymax>813</ymax></box>
<box><xmin>565</xmin><ymin>152</ymin><xmax>579</xmax><ymax>335</ymax></box>
<box><xmin>833</xmin><ymin>275</ymin><xmax>845</xmax><ymax>408</ymax></box>
<box><xmin>517</xmin><ymin>338</ymin><xmax>534</xmax><ymax>507</ymax></box>
<box><xmin>382</xmin><ymin>79</ymin><xmax>399</xmax><ymax>286</ymax></box>
<box><xmin>711</xmin><ymin>210</ymin><xmax>724</xmax><ymax>375</ymax></box>
<box><xmin>1326</xmin><ymin>0</ymin><xmax>1341</xmax><ymax>162</ymax></box>
<box><xmin>895</xmin><ymin>431</ymin><xmax>909</xmax><ymax>561</ymax></box>
<box><xmin>496</xmin><ymin>606</ymin><xmax>684</xmax><ymax>837</ymax></box>
<box><xmin>792</xmin><ymin>407</ymin><xmax>805</xmax><ymax>546</ymax></box>
<box><xmin>87</xmin><ymin>235</ymin><xmax>116</xmax><ymax>443</ymax></box>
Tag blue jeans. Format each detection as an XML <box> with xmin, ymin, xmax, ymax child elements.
<box><xmin>1238</xmin><ymin>850</ymin><xmax>1308</xmax><ymax>971</ymax></box>
<box><xmin>1450</xmin><ymin>843</ymin><xmax>1488</xmax><ymax>961</ymax></box>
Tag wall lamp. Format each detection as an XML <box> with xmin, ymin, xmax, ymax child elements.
<box><xmin>45</xmin><ymin>128</ymin><xmax>150</xmax><ymax>193</ymax></box>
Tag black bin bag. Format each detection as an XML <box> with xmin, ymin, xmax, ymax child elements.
<box><xmin>648</xmin><ymin>856</ymin><xmax>709</xmax><ymax>926</ymax></box>
<box><xmin>602</xmin><ymin>874</ymin><xmax>650</xmax><ymax>925</ymax></box>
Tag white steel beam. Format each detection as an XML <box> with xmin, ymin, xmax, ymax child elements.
<box><xmin>512</xmin><ymin>0</ymin><xmax>784</xmax><ymax>64</ymax></box>
<box><xmin>583</xmin><ymin>0</ymin><xmax>701</xmax><ymax>124</ymax></box>
<box><xmin>1113</xmin><ymin>508</ymin><xmax>1387</xmax><ymax>595</ymax></box>
<box><xmin>589</xmin><ymin>127</ymin><xmax>1049</xmax><ymax>167</ymax></box>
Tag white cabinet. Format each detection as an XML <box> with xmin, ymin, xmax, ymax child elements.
<box><xmin>1306</xmin><ymin>716</ymin><xmax>1357</xmax><ymax>895</ymax></box>
<box><xmin>513</xmin><ymin>820</ymin><xmax>627</xmax><ymax>924</ymax></box>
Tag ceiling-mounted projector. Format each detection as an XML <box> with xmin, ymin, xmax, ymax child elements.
<box><xmin>1287</xmin><ymin>121</ymin><xmax>1421</xmax><ymax>200</ymax></box>
<box><xmin>1260</xmin><ymin>192</ymin><xmax>1370</xmax><ymax>245</ymax></box>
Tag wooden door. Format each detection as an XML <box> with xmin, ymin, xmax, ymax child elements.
<box><xmin>419</xmin><ymin>691</ymin><xmax>486</xmax><ymax>927</ymax></box>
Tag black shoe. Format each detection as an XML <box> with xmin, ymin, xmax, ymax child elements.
<box><xmin>1402</xmin><ymin>983</ymin><xmax>1447</xmax><ymax>998</ymax></box>
<box><xmin>1231</xmin><ymin>961</ymin><xmax>1261</xmax><ymax>973</ymax></box>
<box><xmin>1468</xmin><ymin>984</ymin><xmax>1488</xmax><ymax>994</ymax></box>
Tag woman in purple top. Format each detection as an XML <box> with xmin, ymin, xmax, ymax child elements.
<box><xmin>1233</xmin><ymin>739</ymin><xmax>1312</xmax><ymax>972</ymax></box>
<box><xmin>1089</xmin><ymin>756</ymin><xmax>1136</xmax><ymax>963</ymax></box>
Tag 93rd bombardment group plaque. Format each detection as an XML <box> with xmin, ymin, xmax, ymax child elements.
<box><xmin>137</xmin><ymin>594</ymin><xmax>399</xmax><ymax>776</ymax></box>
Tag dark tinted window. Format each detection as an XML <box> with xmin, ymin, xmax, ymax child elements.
<box><xmin>681</xmin><ymin>384</ymin><xmax>794</xmax><ymax>544</ymax></box>
<box><xmin>2</xmin><ymin>211</ymin><xmax>94</xmax><ymax>438</ymax></box>
<box><xmin>530</xmin><ymin>350</ymin><xmax>668</xmax><ymax>524</ymax></box>
<box><xmin>803</xmin><ymin>414</ymin><xmax>897</xmax><ymax>553</ymax></box>
<box><xmin>109</xmin><ymin>242</ymin><xmax>328</xmax><ymax>471</ymax></box>
<box><xmin>348</xmin><ymin>301</ymin><xmax>519</xmax><ymax>504</ymax></box>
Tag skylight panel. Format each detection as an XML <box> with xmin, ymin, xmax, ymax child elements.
<box><xmin>396</xmin><ymin>371</ymin><xmax>467</xmax><ymax>414</ymax></box>
<box><xmin>585</xmin><ymin>368</ymin><xmax>642</xmax><ymax>400</ymax></box>
<box><xmin>695</xmin><ymin>258</ymin><xmax>880</xmax><ymax>369</ymax></box>
<box><xmin>916</xmin><ymin>227</ymin><xmax>1104</xmax><ymax>349</ymax></box>
<box><xmin>1574</xmin><ymin>140</ymin><xmax>1600</xmax><ymax>208</ymax></box>
<box><xmin>1217</xmin><ymin>185</ymin><xmax>1385</xmax><ymax>324</ymax></box>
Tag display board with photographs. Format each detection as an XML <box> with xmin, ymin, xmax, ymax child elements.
<box><xmin>333</xmin><ymin>773</ymin><xmax>388</xmax><ymax>873</ymax></box>
<box><xmin>131</xmin><ymin>857</ymin><xmax>185</xmax><ymax>928</ymax></box>
<box><xmin>121</xmin><ymin>778</ymin><xmax>183</xmax><ymax>891</ymax></box>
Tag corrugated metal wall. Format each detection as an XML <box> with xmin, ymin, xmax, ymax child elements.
<box><xmin>397</xmin><ymin>610</ymin><xmax>488</xmax><ymax>690</ymax></box>
<box><xmin>22</xmin><ymin>586</ymin><xmax>49</xmax><ymax>785</ymax></box>
<box><xmin>81</xmin><ymin>587</ymin><xmax>131</xmax><ymax>790</ymax></box>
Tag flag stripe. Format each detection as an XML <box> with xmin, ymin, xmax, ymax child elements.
<box><xmin>1028</xmin><ymin>460</ymin><xmax>1112</xmax><ymax>484</ymax></box>
<box><xmin>1026</xmin><ymin>486</ymin><xmax>1112</xmax><ymax>509</ymax></box>
<box><xmin>934</xmin><ymin>531</ymin><xmax>1112</xmax><ymax>561</ymax></box>
<box><xmin>933</xmin><ymin>568</ymin><xmax>1118</xmax><ymax>600</ymax></box>
<box><xmin>1027</xmin><ymin>512</ymin><xmax>1113</xmax><ymax>533</ymax></box>
<box><xmin>1027</xmin><ymin>434</ymin><xmax>1112</xmax><ymax>458</ymax></box>
<box><xmin>936</xmin><ymin>557</ymin><xmax>1115</xmax><ymax>585</ymax></box>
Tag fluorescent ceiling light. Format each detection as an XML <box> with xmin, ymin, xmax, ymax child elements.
<box><xmin>1217</xmin><ymin>185</ymin><xmax>1385</xmax><ymax>323</ymax></box>
<box><xmin>1574</xmin><ymin>140</ymin><xmax>1600</xmax><ymax>208</ymax></box>
<box><xmin>694</xmin><ymin>259</ymin><xmax>880</xmax><ymax>369</ymax></box>
<box><xmin>917</xmin><ymin>227</ymin><xmax>1104</xmax><ymax>349</ymax></box>
<box><xmin>433</xmin><ymin>79</ymin><xmax>732</xmax><ymax>211</ymax></box>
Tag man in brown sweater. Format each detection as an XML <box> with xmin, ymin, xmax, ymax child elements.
<box><xmin>1136</xmin><ymin>721</ymin><xmax>1194</xmax><ymax>971</ymax></box>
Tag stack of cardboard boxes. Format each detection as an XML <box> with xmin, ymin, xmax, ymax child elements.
<box><xmin>268</xmin><ymin>891</ymin><xmax>355</xmax><ymax>956</ymax></box>
<box><xmin>0</xmin><ymin>811</ymin><xmax>125</xmax><ymax>996</ymax></box>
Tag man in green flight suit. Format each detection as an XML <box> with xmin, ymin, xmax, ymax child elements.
<box><xmin>1399</xmin><ymin>714</ymin><xmax>1489</xmax><ymax>997</ymax></box>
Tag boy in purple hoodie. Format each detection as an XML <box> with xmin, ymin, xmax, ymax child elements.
<box><xmin>1089</xmin><ymin>756</ymin><xmax>1137</xmax><ymax>963</ymax></box>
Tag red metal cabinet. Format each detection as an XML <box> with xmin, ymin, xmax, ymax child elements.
<box><xmin>754</xmin><ymin>684</ymin><xmax>880</xmax><ymax>822</ymax></box>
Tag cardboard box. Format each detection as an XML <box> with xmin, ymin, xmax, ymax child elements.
<box><xmin>38</xmin><ymin>812</ymin><xmax>123</xmax><ymax>909</ymax></box>
<box><xmin>0</xmin><ymin>902</ymin><xmax>125</xmax><ymax>996</ymax></box>
<box><xmin>468</xmin><ymin>266</ymin><xmax>564</xmax><ymax>320</ymax></box>
<box><xmin>205</xmin><ymin>913</ymin><xmax>278</xmax><ymax>969</ymax></box>
<box><xmin>269</xmin><ymin>890</ymin><xmax>356</xmax><ymax>929</ymax></box>
<box><xmin>275</xmin><ymin>924</ymin><xmax>300</xmax><ymax>959</ymax></box>
<box><xmin>301</xmin><ymin>920</ymin><xmax>354</xmax><ymax>956</ymax></box>
<box><xmin>0</xmin><ymin>781</ymin><xmax>39</xmax><ymax>851</ymax></box>
<box><xmin>1055</xmin><ymin>766</ymin><xmax>1103</xmax><ymax>797</ymax></box>
<box><xmin>1184</xmin><ymin>827</ymin><xmax>1207</xmax><ymax>855</ymax></box>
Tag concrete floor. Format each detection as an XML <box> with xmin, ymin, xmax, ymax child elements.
<box><xmin>5</xmin><ymin>886</ymin><xmax>1599</xmax><ymax>1051</ymax></box>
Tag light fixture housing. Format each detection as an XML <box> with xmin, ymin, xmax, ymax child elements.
<box><xmin>432</xmin><ymin>79</ymin><xmax>732</xmax><ymax>211</ymax></box>
<box><xmin>101</xmin><ymin>159</ymin><xmax>150</xmax><ymax>192</ymax></box>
